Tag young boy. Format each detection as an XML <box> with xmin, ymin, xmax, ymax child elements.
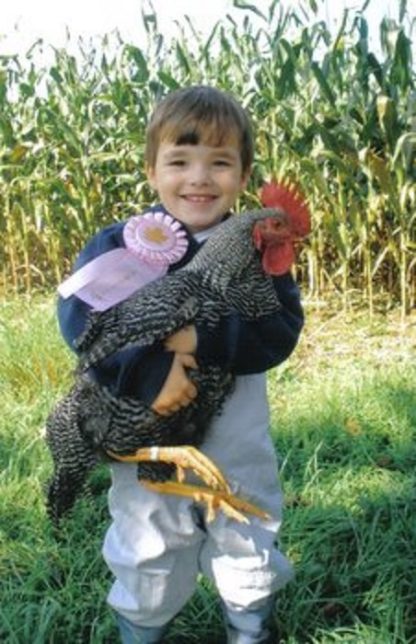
<box><xmin>58</xmin><ymin>86</ymin><xmax>304</xmax><ymax>643</ymax></box>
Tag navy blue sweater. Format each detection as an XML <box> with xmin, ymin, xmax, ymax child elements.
<box><xmin>58</xmin><ymin>205</ymin><xmax>304</xmax><ymax>405</ymax></box>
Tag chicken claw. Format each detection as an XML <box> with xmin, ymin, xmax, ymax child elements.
<box><xmin>107</xmin><ymin>445</ymin><xmax>231</xmax><ymax>492</ymax></box>
<box><xmin>107</xmin><ymin>445</ymin><xmax>270</xmax><ymax>523</ymax></box>
<box><xmin>142</xmin><ymin>480</ymin><xmax>271</xmax><ymax>524</ymax></box>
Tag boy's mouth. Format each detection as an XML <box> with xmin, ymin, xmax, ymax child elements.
<box><xmin>182</xmin><ymin>194</ymin><xmax>217</xmax><ymax>203</ymax></box>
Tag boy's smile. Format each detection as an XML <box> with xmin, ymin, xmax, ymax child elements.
<box><xmin>147</xmin><ymin>142</ymin><xmax>249</xmax><ymax>233</ymax></box>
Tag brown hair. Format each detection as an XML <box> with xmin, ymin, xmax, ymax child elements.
<box><xmin>145</xmin><ymin>86</ymin><xmax>254</xmax><ymax>174</ymax></box>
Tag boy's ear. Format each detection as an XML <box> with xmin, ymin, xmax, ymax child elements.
<box><xmin>241</xmin><ymin>168</ymin><xmax>251</xmax><ymax>190</ymax></box>
<box><xmin>146</xmin><ymin>164</ymin><xmax>157</xmax><ymax>189</ymax></box>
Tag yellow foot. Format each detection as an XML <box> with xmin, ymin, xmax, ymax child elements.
<box><xmin>142</xmin><ymin>480</ymin><xmax>271</xmax><ymax>524</ymax></box>
<box><xmin>107</xmin><ymin>445</ymin><xmax>230</xmax><ymax>493</ymax></box>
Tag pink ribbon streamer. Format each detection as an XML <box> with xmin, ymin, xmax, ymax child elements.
<box><xmin>58</xmin><ymin>211</ymin><xmax>188</xmax><ymax>311</ymax></box>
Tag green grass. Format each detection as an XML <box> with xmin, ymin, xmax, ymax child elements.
<box><xmin>1</xmin><ymin>297</ymin><xmax>415</xmax><ymax>643</ymax></box>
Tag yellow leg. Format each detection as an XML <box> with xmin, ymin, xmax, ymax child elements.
<box><xmin>142</xmin><ymin>480</ymin><xmax>271</xmax><ymax>524</ymax></box>
<box><xmin>107</xmin><ymin>445</ymin><xmax>270</xmax><ymax>523</ymax></box>
<box><xmin>107</xmin><ymin>445</ymin><xmax>230</xmax><ymax>492</ymax></box>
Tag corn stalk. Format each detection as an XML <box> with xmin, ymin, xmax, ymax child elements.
<box><xmin>0</xmin><ymin>0</ymin><xmax>414</xmax><ymax>313</ymax></box>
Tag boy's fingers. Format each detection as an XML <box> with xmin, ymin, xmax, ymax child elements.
<box><xmin>153</xmin><ymin>401</ymin><xmax>187</xmax><ymax>416</ymax></box>
<box><xmin>161</xmin><ymin>404</ymin><xmax>181</xmax><ymax>415</ymax></box>
<box><xmin>152</xmin><ymin>385</ymin><xmax>197</xmax><ymax>415</ymax></box>
<box><xmin>185</xmin><ymin>382</ymin><xmax>198</xmax><ymax>400</ymax></box>
<box><xmin>150</xmin><ymin>353</ymin><xmax>198</xmax><ymax>416</ymax></box>
<box><xmin>179</xmin><ymin>354</ymin><xmax>198</xmax><ymax>370</ymax></box>
<box><xmin>164</xmin><ymin>326</ymin><xmax>197</xmax><ymax>354</ymax></box>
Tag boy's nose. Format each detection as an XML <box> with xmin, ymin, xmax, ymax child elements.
<box><xmin>189</xmin><ymin>165</ymin><xmax>211</xmax><ymax>185</ymax></box>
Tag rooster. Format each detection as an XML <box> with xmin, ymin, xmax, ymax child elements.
<box><xmin>45</xmin><ymin>182</ymin><xmax>310</xmax><ymax>525</ymax></box>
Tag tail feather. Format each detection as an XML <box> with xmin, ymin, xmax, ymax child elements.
<box><xmin>45</xmin><ymin>386</ymin><xmax>100</xmax><ymax>525</ymax></box>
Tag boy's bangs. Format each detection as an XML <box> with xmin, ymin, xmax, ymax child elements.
<box><xmin>161</xmin><ymin>114</ymin><xmax>240</xmax><ymax>149</ymax></box>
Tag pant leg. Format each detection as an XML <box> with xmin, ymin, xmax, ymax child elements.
<box><xmin>116</xmin><ymin>611</ymin><xmax>170</xmax><ymax>644</ymax></box>
<box><xmin>103</xmin><ymin>461</ymin><xmax>206</xmax><ymax>628</ymax></box>
<box><xmin>198</xmin><ymin>375</ymin><xmax>293</xmax><ymax>616</ymax></box>
<box><xmin>222</xmin><ymin>595</ymin><xmax>277</xmax><ymax>644</ymax></box>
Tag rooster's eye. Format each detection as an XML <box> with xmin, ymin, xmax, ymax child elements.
<box><xmin>265</xmin><ymin>217</ymin><xmax>285</xmax><ymax>232</ymax></box>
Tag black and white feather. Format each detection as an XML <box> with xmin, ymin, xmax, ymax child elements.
<box><xmin>45</xmin><ymin>208</ymin><xmax>283</xmax><ymax>524</ymax></box>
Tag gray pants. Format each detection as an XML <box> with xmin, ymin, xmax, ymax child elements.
<box><xmin>103</xmin><ymin>374</ymin><xmax>293</xmax><ymax>631</ymax></box>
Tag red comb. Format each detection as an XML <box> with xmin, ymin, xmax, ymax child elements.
<box><xmin>260</xmin><ymin>180</ymin><xmax>311</xmax><ymax>238</ymax></box>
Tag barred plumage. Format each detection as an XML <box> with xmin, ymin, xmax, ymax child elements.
<box><xmin>45</xmin><ymin>208</ymin><xmax>285</xmax><ymax>524</ymax></box>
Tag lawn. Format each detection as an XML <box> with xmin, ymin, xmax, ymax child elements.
<box><xmin>1</xmin><ymin>296</ymin><xmax>415</xmax><ymax>643</ymax></box>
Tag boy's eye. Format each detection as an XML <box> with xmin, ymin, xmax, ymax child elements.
<box><xmin>168</xmin><ymin>159</ymin><xmax>186</xmax><ymax>166</ymax></box>
<box><xmin>214</xmin><ymin>159</ymin><xmax>232</xmax><ymax>166</ymax></box>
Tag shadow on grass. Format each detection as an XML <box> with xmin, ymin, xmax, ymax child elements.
<box><xmin>276</xmin><ymin>490</ymin><xmax>416</xmax><ymax>643</ymax></box>
<box><xmin>270</xmin><ymin>379</ymin><xmax>416</xmax><ymax>643</ymax></box>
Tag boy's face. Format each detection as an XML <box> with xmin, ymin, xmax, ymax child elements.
<box><xmin>147</xmin><ymin>141</ymin><xmax>249</xmax><ymax>233</ymax></box>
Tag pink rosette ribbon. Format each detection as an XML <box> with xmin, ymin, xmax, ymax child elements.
<box><xmin>123</xmin><ymin>211</ymin><xmax>188</xmax><ymax>264</ymax></box>
<box><xmin>58</xmin><ymin>211</ymin><xmax>188</xmax><ymax>311</ymax></box>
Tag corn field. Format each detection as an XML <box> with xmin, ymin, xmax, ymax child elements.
<box><xmin>0</xmin><ymin>0</ymin><xmax>415</xmax><ymax>314</ymax></box>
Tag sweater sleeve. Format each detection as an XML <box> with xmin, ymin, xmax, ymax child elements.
<box><xmin>195</xmin><ymin>272</ymin><xmax>304</xmax><ymax>374</ymax></box>
<box><xmin>57</xmin><ymin>222</ymin><xmax>174</xmax><ymax>404</ymax></box>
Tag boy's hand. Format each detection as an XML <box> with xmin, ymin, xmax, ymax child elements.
<box><xmin>151</xmin><ymin>353</ymin><xmax>198</xmax><ymax>416</ymax></box>
<box><xmin>164</xmin><ymin>326</ymin><xmax>197</xmax><ymax>354</ymax></box>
